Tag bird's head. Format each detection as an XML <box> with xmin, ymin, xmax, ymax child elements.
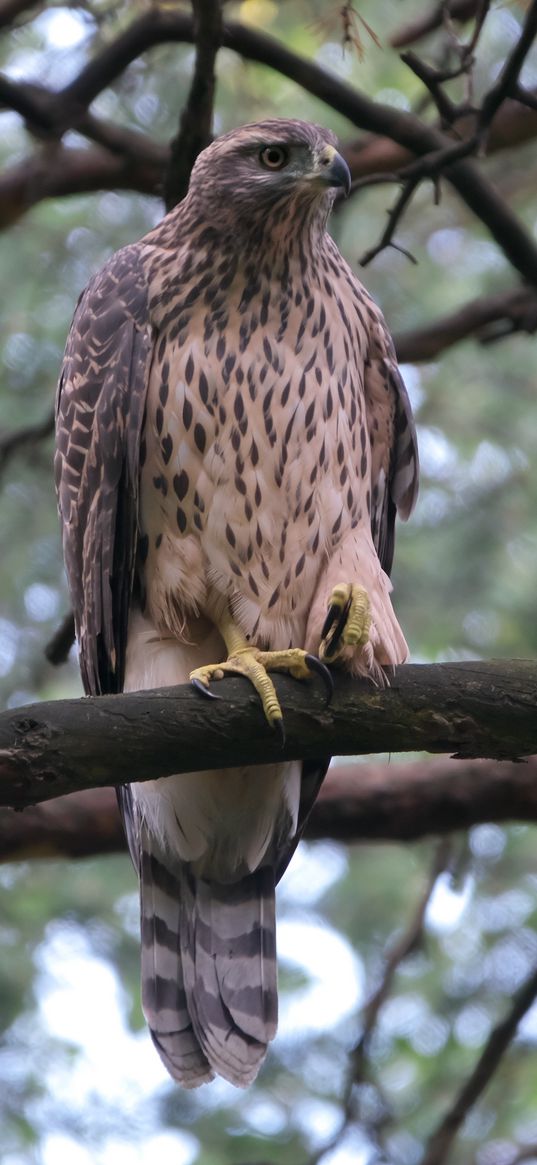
<box><xmin>186</xmin><ymin>119</ymin><xmax>351</xmax><ymax>241</ymax></box>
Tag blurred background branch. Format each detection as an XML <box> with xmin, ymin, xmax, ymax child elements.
<box><xmin>2</xmin><ymin>755</ymin><xmax>537</xmax><ymax>861</ymax></box>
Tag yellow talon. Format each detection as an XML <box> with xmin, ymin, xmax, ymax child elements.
<box><xmin>190</xmin><ymin>646</ymin><xmax>314</xmax><ymax>729</ymax></box>
<box><xmin>319</xmin><ymin>582</ymin><xmax>371</xmax><ymax>663</ymax></box>
<box><xmin>190</xmin><ymin>606</ymin><xmax>333</xmax><ymax>731</ymax></box>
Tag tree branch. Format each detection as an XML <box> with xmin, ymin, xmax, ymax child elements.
<box><xmin>2</xmin><ymin>753</ymin><xmax>537</xmax><ymax>861</ymax></box>
<box><xmin>14</xmin><ymin>9</ymin><xmax>534</xmax><ymax>285</ymax></box>
<box><xmin>479</xmin><ymin>0</ymin><xmax>537</xmax><ymax>137</ymax></box>
<box><xmin>422</xmin><ymin>964</ymin><xmax>537</xmax><ymax>1165</ymax></box>
<box><xmin>1</xmin><ymin>661</ymin><xmax>536</xmax><ymax>810</ymax></box>
<box><xmin>311</xmin><ymin>839</ymin><xmax>453</xmax><ymax>1163</ymax></box>
<box><xmin>351</xmin><ymin>838</ymin><xmax>452</xmax><ymax>1079</ymax></box>
<box><xmin>390</xmin><ymin>0</ymin><xmax>480</xmax><ymax>50</ymax></box>
<box><xmin>1</xmin><ymin>11</ymin><xmax>537</xmax><ymax>290</ymax></box>
<box><xmin>0</xmin><ymin>0</ymin><xmax>37</xmax><ymax>30</ymax></box>
<box><xmin>0</xmin><ymin>145</ymin><xmax>163</xmax><ymax>229</ymax></box>
<box><xmin>164</xmin><ymin>0</ymin><xmax>222</xmax><ymax>210</ymax></box>
<box><xmin>43</xmin><ymin>612</ymin><xmax>76</xmax><ymax>667</ymax></box>
<box><xmin>393</xmin><ymin>287</ymin><xmax>537</xmax><ymax>363</ymax></box>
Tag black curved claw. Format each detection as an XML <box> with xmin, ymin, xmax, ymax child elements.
<box><xmin>305</xmin><ymin>653</ymin><xmax>334</xmax><ymax>706</ymax></box>
<box><xmin>191</xmin><ymin>677</ymin><xmax>222</xmax><ymax>700</ymax></box>
<box><xmin>320</xmin><ymin>597</ymin><xmax>352</xmax><ymax>660</ymax></box>
<box><xmin>320</xmin><ymin>603</ymin><xmax>340</xmax><ymax>642</ymax></box>
<box><xmin>272</xmin><ymin>716</ymin><xmax>286</xmax><ymax>747</ymax></box>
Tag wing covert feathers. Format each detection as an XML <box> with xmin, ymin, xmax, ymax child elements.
<box><xmin>364</xmin><ymin>311</ymin><xmax>419</xmax><ymax>576</ymax></box>
<box><xmin>54</xmin><ymin>245</ymin><xmax>154</xmax><ymax>696</ymax></box>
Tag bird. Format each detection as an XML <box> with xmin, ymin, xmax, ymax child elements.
<box><xmin>54</xmin><ymin>118</ymin><xmax>418</xmax><ymax>1089</ymax></box>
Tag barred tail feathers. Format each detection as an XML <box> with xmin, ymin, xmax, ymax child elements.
<box><xmin>181</xmin><ymin>867</ymin><xmax>278</xmax><ymax>1088</ymax></box>
<box><xmin>139</xmin><ymin>838</ymin><xmax>277</xmax><ymax>1088</ymax></box>
<box><xmin>139</xmin><ymin>842</ymin><xmax>213</xmax><ymax>1088</ymax></box>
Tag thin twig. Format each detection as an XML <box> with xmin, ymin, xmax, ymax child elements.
<box><xmin>400</xmin><ymin>50</ymin><xmax>461</xmax><ymax>128</ymax></box>
<box><xmin>390</xmin><ymin>0</ymin><xmax>479</xmax><ymax>50</ymax></box>
<box><xmin>479</xmin><ymin>0</ymin><xmax>537</xmax><ymax>139</ymax></box>
<box><xmin>422</xmin><ymin>964</ymin><xmax>537</xmax><ymax>1165</ymax></box>
<box><xmin>353</xmin><ymin>839</ymin><xmax>452</xmax><ymax>1080</ymax></box>
<box><xmin>360</xmin><ymin>177</ymin><xmax>421</xmax><ymax>266</ymax></box>
<box><xmin>308</xmin><ymin>840</ymin><xmax>452</xmax><ymax>1164</ymax></box>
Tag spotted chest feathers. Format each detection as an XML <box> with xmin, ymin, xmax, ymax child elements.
<box><xmin>137</xmin><ymin>240</ymin><xmax>377</xmax><ymax>649</ymax></box>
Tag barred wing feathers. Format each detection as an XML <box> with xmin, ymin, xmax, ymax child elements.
<box><xmin>54</xmin><ymin>244</ymin><xmax>154</xmax><ymax>696</ymax></box>
<box><xmin>364</xmin><ymin>307</ymin><xmax>419</xmax><ymax>577</ymax></box>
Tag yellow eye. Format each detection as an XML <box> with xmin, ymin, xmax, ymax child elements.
<box><xmin>259</xmin><ymin>145</ymin><xmax>289</xmax><ymax>170</ymax></box>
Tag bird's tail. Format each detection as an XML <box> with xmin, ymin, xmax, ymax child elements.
<box><xmin>139</xmin><ymin>835</ymin><xmax>277</xmax><ymax>1088</ymax></box>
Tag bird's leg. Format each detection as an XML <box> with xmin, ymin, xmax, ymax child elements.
<box><xmin>190</xmin><ymin>605</ymin><xmax>332</xmax><ymax>735</ymax></box>
<box><xmin>319</xmin><ymin>583</ymin><xmax>371</xmax><ymax>663</ymax></box>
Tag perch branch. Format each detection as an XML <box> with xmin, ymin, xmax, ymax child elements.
<box><xmin>0</xmin><ymin>661</ymin><xmax>536</xmax><ymax>810</ymax></box>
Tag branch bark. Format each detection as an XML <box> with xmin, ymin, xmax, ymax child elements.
<box><xmin>393</xmin><ymin>287</ymin><xmax>537</xmax><ymax>363</ymax></box>
<box><xmin>7</xmin><ymin>10</ymin><xmax>534</xmax><ymax>285</ymax></box>
<box><xmin>0</xmin><ymin>661</ymin><xmax>536</xmax><ymax>811</ymax></box>
<box><xmin>343</xmin><ymin>92</ymin><xmax>537</xmax><ymax>184</ymax></box>
<box><xmin>0</xmin><ymin>145</ymin><xmax>162</xmax><ymax>229</ymax></box>
<box><xmin>2</xmin><ymin>10</ymin><xmax>537</xmax><ymax>289</ymax></box>
<box><xmin>164</xmin><ymin>0</ymin><xmax>222</xmax><ymax>209</ymax></box>
<box><xmin>2</xmin><ymin>753</ymin><xmax>537</xmax><ymax>861</ymax></box>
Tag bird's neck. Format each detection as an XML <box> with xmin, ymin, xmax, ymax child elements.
<box><xmin>154</xmin><ymin>192</ymin><xmax>331</xmax><ymax>272</ymax></box>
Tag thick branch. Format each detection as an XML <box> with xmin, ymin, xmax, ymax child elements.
<box><xmin>1</xmin><ymin>12</ymin><xmax>537</xmax><ymax>286</ymax></box>
<box><xmin>0</xmin><ymin>661</ymin><xmax>536</xmax><ymax>810</ymax></box>
<box><xmin>1</xmin><ymin>94</ymin><xmax>536</xmax><ymax>232</ymax></box>
<box><xmin>2</xmin><ymin>753</ymin><xmax>537</xmax><ymax>861</ymax></box>
<box><xmin>393</xmin><ymin>287</ymin><xmax>537</xmax><ymax>363</ymax></box>
<box><xmin>26</xmin><ymin>10</ymin><xmax>537</xmax><ymax>285</ymax></box>
<box><xmin>0</xmin><ymin>146</ymin><xmax>162</xmax><ymax>229</ymax></box>
<box><xmin>164</xmin><ymin>0</ymin><xmax>222</xmax><ymax>209</ymax></box>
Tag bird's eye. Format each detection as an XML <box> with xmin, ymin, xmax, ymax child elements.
<box><xmin>259</xmin><ymin>145</ymin><xmax>289</xmax><ymax>171</ymax></box>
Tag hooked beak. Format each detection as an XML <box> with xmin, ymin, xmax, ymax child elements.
<box><xmin>316</xmin><ymin>145</ymin><xmax>352</xmax><ymax>197</ymax></box>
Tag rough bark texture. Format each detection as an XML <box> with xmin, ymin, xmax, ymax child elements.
<box><xmin>0</xmin><ymin>660</ymin><xmax>535</xmax><ymax>811</ymax></box>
